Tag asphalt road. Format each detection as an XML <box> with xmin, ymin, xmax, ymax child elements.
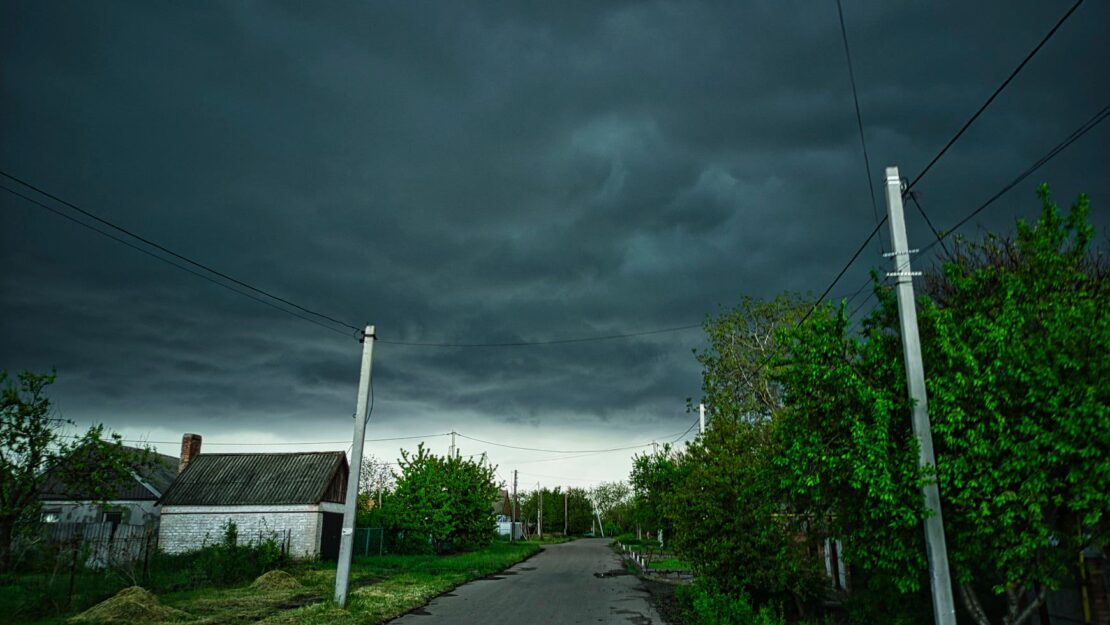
<box><xmin>389</xmin><ymin>538</ymin><xmax>664</xmax><ymax>625</ymax></box>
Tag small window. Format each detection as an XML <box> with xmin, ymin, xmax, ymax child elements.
<box><xmin>41</xmin><ymin>510</ymin><xmax>61</xmax><ymax>523</ymax></box>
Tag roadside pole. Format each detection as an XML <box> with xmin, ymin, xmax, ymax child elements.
<box><xmin>511</xmin><ymin>469</ymin><xmax>518</xmax><ymax>542</ymax></box>
<box><xmin>538</xmin><ymin>484</ymin><xmax>543</xmax><ymax>538</ymax></box>
<box><xmin>884</xmin><ymin>166</ymin><xmax>957</xmax><ymax>625</ymax></box>
<box><xmin>698</xmin><ymin>403</ymin><xmax>706</xmax><ymax>434</ymax></box>
<box><xmin>335</xmin><ymin>325</ymin><xmax>376</xmax><ymax>608</ymax></box>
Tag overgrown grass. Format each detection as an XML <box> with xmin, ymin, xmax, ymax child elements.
<box><xmin>11</xmin><ymin>541</ymin><xmax>540</xmax><ymax>625</ymax></box>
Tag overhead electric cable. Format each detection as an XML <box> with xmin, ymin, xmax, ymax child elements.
<box><xmin>797</xmin><ymin>218</ymin><xmax>887</xmax><ymax>328</ymax></box>
<box><xmin>58</xmin><ymin>432</ymin><xmax>451</xmax><ymax>446</ymax></box>
<box><xmin>904</xmin><ymin>0</ymin><xmax>1086</xmax><ymax>194</ymax></box>
<box><xmin>908</xmin><ymin>194</ymin><xmax>952</xmax><ymax>258</ymax></box>
<box><xmin>835</xmin><ymin>0</ymin><xmax>883</xmax><ymax>251</ymax></box>
<box><xmin>670</xmin><ymin>417</ymin><xmax>700</xmax><ymax>443</ymax></box>
<box><xmin>455</xmin><ymin>432</ymin><xmax>680</xmax><ymax>454</ymax></box>
<box><xmin>377</xmin><ymin>324</ymin><xmax>705</xmax><ymax>348</ymax></box>
<box><xmin>0</xmin><ymin>171</ymin><xmax>361</xmax><ymax>333</ymax></box>
<box><xmin>1</xmin><ymin>184</ymin><xmax>353</xmax><ymax>338</ymax></box>
<box><xmin>919</xmin><ymin>101</ymin><xmax>1110</xmax><ymax>256</ymax></box>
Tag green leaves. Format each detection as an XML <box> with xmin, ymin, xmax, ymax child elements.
<box><xmin>385</xmin><ymin>444</ymin><xmax>499</xmax><ymax>554</ymax></box>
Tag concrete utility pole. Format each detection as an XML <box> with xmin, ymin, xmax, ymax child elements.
<box><xmin>511</xmin><ymin>469</ymin><xmax>518</xmax><ymax>542</ymax></box>
<box><xmin>884</xmin><ymin>166</ymin><xmax>957</xmax><ymax>625</ymax></box>
<box><xmin>698</xmin><ymin>403</ymin><xmax>706</xmax><ymax>434</ymax></box>
<box><xmin>537</xmin><ymin>484</ymin><xmax>543</xmax><ymax>538</ymax></box>
<box><xmin>335</xmin><ymin>325</ymin><xmax>376</xmax><ymax>608</ymax></box>
<box><xmin>448</xmin><ymin>430</ymin><xmax>457</xmax><ymax>458</ymax></box>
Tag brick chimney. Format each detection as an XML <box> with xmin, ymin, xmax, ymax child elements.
<box><xmin>179</xmin><ymin>433</ymin><xmax>202</xmax><ymax>474</ymax></box>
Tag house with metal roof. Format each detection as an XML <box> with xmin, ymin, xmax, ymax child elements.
<box><xmin>38</xmin><ymin>444</ymin><xmax>179</xmax><ymax>528</ymax></box>
<box><xmin>157</xmin><ymin>440</ymin><xmax>348</xmax><ymax>560</ymax></box>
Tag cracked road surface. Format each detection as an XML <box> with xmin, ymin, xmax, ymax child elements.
<box><xmin>388</xmin><ymin>538</ymin><xmax>664</xmax><ymax>625</ymax></box>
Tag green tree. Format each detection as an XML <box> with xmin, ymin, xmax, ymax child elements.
<box><xmin>776</xmin><ymin>187</ymin><xmax>1109</xmax><ymax>624</ymax></box>
<box><xmin>629</xmin><ymin>445</ymin><xmax>684</xmax><ymax>543</ymax></box>
<box><xmin>0</xmin><ymin>370</ymin><xmax>153</xmax><ymax>570</ymax></box>
<box><xmin>917</xmin><ymin>187</ymin><xmax>1108</xmax><ymax>624</ymax></box>
<box><xmin>385</xmin><ymin>443</ymin><xmax>499</xmax><ymax>553</ymax></box>
<box><xmin>663</xmin><ymin>295</ymin><xmax>826</xmax><ymax>617</ymax></box>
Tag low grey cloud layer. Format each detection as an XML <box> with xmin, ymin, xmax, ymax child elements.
<box><xmin>3</xmin><ymin>0</ymin><xmax>1108</xmax><ymax>485</ymax></box>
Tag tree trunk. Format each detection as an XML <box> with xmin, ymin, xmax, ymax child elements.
<box><xmin>959</xmin><ymin>582</ymin><xmax>993</xmax><ymax>625</ymax></box>
<box><xmin>1005</xmin><ymin>585</ymin><xmax>1048</xmax><ymax>625</ymax></box>
<box><xmin>0</xmin><ymin>516</ymin><xmax>16</xmax><ymax>571</ymax></box>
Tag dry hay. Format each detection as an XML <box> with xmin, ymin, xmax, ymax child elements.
<box><xmin>250</xmin><ymin>570</ymin><xmax>302</xmax><ymax>592</ymax></box>
<box><xmin>70</xmin><ymin>586</ymin><xmax>189</xmax><ymax>623</ymax></box>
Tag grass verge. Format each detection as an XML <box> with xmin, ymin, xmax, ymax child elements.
<box><xmin>15</xmin><ymin>541</ymin><xmax>540</xmax><ymax>625</ymax></box>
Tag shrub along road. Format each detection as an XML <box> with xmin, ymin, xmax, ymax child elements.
<box><xmin>389</xmin><ymin>538</ymin><xmax>663</xmax><ymax>625</ymax></box>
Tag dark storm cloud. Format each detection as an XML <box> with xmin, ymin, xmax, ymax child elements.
<box><xmin>2</xmin><ymin>1</ymin><xmax>1108</xmax><ymax>480</ymax></box>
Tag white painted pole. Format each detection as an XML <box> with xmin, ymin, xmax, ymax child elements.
<box><xmin>335</xmin><ymin>325</ymin><xmax>376</xmax><ymax>608</ymax></box>
<box><xmin>698</xmin><ymin>403</ymin><xmax>706</xmax><ymax>434</ymax></box>
<box><xmin>884</xmin><ymin>167</ymin><xmax>956</xmax><ymax>625</ymax></box>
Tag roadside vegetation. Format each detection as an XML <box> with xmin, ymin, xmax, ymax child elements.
<box><xmin>625</xmin><ymin>187</ymin><xmax>1108</xmax><ymax>625</ymax></box>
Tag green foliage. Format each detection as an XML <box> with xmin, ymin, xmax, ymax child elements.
<box><xmin>916</xmin><ymin>187</ymin><xmax>1109</xmax><ymax>621</ymax></box>
<box><xmin>774</xmin><ymin>298</ymin><xmax>930</xmax><ymax>593</ymax></box>
<box><xmin>670</xmin><ymin>416</ymin><xmax>825</xmax><ymax>608</ymax></box>
<box><xmin>676</xmin><ymin>579</ymin><xmax>787</xmax><ymax>625</ymax></box>
<box><xmin>629</xmin><ymin>446</ymin><xmax>684</xmax><ymax>543</ymax></box>
<box><xmin>770</xmin><ymin>186</ymin><xmax>1108</xmax><ymax>623</ymax></box>
<box><xmin>175</xmin><ymin>520</ymin><xmax>286</xmax><ymax>587</ymax></box>
<box><xmin>384</xmin><ymin>443</ymin><xmax>499</xmax><ymax>554</ymax></box>
<box><xmin>0</xmin><ymin>370</ymin><xmax>155</xmax><ymax>571</ymax></box>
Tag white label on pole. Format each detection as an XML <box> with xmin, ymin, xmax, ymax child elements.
<box><xmin>342</xmin><ymin>528</ymin><xmax>353</xmax><ymax>536</ymax></box>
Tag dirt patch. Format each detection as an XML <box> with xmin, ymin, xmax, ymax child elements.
<box><xmin>250</xmin><ymin>570</ymin><xmax>301</xmax><ymax>592</ymax></box>
<box><xmin>70</xmin><ymin>586</ymin><xmax>189</xmax><ymax>623</ymax></box>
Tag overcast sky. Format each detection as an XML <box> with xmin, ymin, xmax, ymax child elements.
<box><xmin>3</xmin><ymin>1</ymin><xmax>1108</xmax><ymax>489</ymax></box>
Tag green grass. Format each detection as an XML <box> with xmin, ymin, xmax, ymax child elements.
<box><xmin>10</xmin><ymin>542</ymin><xmax>540</xmax><ymax>625</ymax></box>
<box><xmin>647</xmin><ymin>557</ymin><xmax>692</xmax><ymax>572</ymax></box>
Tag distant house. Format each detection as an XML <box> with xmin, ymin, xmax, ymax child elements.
<box><xmin>37</xmin><ymin>444</ymin><xmax>178</xmax><ymax>528</ymax></box>
<box><xmin>157</xmin><ymin>436</ymin><xmax>348</xmax><ymax>560</ymax></box>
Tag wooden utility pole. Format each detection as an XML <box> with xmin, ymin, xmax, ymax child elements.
<box><xmin>335</xmin><ymin>325</ymin><xmax>376</xmax><ymax>608</ymax></box>
<box><xmin>884</xmin><ymin>166</ymin><xmax>956</xmax><ymax>625</ymax></box>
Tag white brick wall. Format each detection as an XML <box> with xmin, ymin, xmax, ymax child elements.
<box><xmin>159</xmin><ymin>505</ymin><xmax>326</xmax><ymax>558</ymax></box>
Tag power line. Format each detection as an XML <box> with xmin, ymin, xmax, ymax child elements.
<box><xmin>797</xmin><ymin>218</ymin><xmax>887</xmax><ymax>328</ymax></box>
<box><xmin>835</xmin><ymin>0</ymin><xmax>883</xmax><ymax>251</ymax></box>
<box><xmin>1</xmin><ymin>184</ymin><xmax>353</xmax><ymax>338</ymax></box>
<box><xmin>670</xmin><ymin>417</ymin><xmax>700</xmax><ymax>443</ymax></box>
<box><xmin>455</xmin><ymin>432</ymin><xmax>679</xmax><ymax>454</ymax></box>
<box><xmin>907</xmin><ymin>193</ymin><xmax>952</xmax><ymax>258</ymax></box>
<box><xmin>919</xmin><ymin>101</ymin><xmax>1110</xmax><ymax>256</ymax></box>
<box><xmin>59</xmin><ymin>432</ymin><xmax>451</xmax><ymax>446</ymax></box>
<box><xmin>1</xmin><ymin>170</ymin><xmax>363</xmax><ymax>333</ymax></box>
<box><xmin>377</xmin><ymin>324</ymin><xmax>705</xmax><ymax>348</ymax></box>
<box><xmin>904</xmin><ymin>0</ymin><xmax>1086</xmax><ymax>194</ymax></box>
<box><xmin>3</xmin><ymin>172</ymin><xmax>711</xmax><ymax>348</ymax></box>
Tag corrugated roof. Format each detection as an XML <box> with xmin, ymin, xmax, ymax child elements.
<box><xmin>39</xmin><ymin>446</ymin><xmax>179</xmax><ymax>501</ymax></box>
<box><xmin>158</xmin><ymin>452</ymin><xmax>347</xmax><ymax>506</ymax></box>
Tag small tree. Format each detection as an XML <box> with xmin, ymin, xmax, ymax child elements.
<box><xmin>0</xmin><ymin>370</ymin><xmax>153</xmax><ymax>571</ymax></box>
<box><xmin>358</xmin><ymin>454</ymin><xmax>394</xmax><ymax>510</ymax></box>
<box><xmin>386</xmin><ymin>444</ymin><xmax>498</xmax><ymax>553</ymax></box>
